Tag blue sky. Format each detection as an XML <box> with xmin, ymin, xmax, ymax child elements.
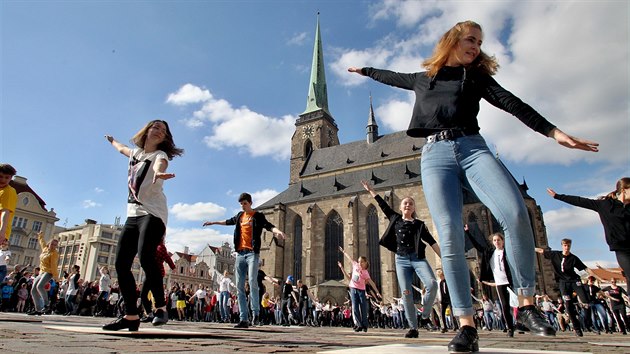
<box><xmin>1</xmin><ymin>1</ymin><xmax>628</xmax><ymax>268</ymax></box>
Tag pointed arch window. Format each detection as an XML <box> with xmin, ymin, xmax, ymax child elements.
<box><xmin>325</xmin><ymin>210</ymin><xmax>344</xmax><ymax>280</ymax></box>
<box><xmin>366</xmin><ymin>205</ymin><xmax>381</xmax><ymax>289</ymax></box>
<box><xmin>293</xmin><ymin>216</ymin><xmax>303</xmax><ymax>280</ymax></box>
<box><xmin>304</xmin><ymin>140</ymin><xmax>313</xmax><ymax>157</ymax></box>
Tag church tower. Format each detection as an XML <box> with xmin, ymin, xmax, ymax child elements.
<box><xmin>289</xmin><ymin>13</ymin><xmax>339</xmax><ymax>185</ymax></box>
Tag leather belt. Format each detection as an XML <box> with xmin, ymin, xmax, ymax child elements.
<box><xmin>426</xmin><ymin>129</ymin><xmax>468</xmax><ymax>143</ymax></box>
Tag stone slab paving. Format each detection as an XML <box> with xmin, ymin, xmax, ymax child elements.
<box><xmin>1</xmin><ymin>313</ymin><xmax>629</xmax><ymax>353</ymax></box>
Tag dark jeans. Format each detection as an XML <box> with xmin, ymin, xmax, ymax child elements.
<box><xmin>559</xmin><ymin>280</ymin><xmax>588</xmax><ymax>331</ymax></box>
<box><xmin>115</xmin><ymin>214</ymin><xmax>165</xmax><ymax>316</ymax></box>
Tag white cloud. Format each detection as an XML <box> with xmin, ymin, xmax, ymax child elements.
<box><xmin>170</xmin><ymin>202</ymin><xmax>226</xmax><ymax>222</ymax></box>
<box><xmin>287</xmin><ymin>32</ymin><xmax>308</xmax><ymax>46</ymax></box>
<box><xmin>166</xmin><ymin>84</ymin><xmax>213</xmax><ymax>106</ymax></box>
<box><xmin>543</xmin><ymin>207</ymin><xmax>600</xmax><ymax>236</ymax></box>
<box><xmin>251</xmin><ymin>189</ymin><xmax>279</xmax><ymax>208</ymax></box>
<box><xmin>94</xmin><ymin>187</ymin><xmax>104</xmax><ymax>193</ymax></box>
<box><xmin>82</xmin><ymin>199</ymin><xmax>101</xmax><ymax>209</ymax></box>
<box><xmin>164</xmin><ymin>226</ymin><xmax>232</xmax><ymax>256</ymax></box>
<box><xmin>167</xmin><ymin>84</ymin><xmax>295</xmax><ymax>161</ymax></box>
<box><xmin>331</xmin><ymin>1</ymin><xmax>629</xmax><ymax>166</ymax></box>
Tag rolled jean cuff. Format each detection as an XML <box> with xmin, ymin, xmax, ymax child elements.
<box><xmin>516</xmin><ymin>287</ymin><xmax>535</xmax><ymax>298</ymax></box>
<box><xmin>452</xmin><ymin>307</ymin><xmax>475</xmax><ymax>317</ymax></box>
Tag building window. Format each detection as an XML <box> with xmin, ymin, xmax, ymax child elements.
<box><xmin>366</xmin><ymin>205</ymin><xmax>382</xmax><ymax>289</ymax></box>
<box><xmin>22</xmin><ymin>197</ymin><xmax>29</xmax><ymax>206</ymax></box>
<box><xmin>12</xmin><ymin>216</ymin><xmax>27</xmax><ymax>229</ymax></box>
<box><xmin>325</xmin><ymin>210</ymin><xmax>344</xmax><ymax>281</ymax></box>
<box><xmin>32</xmin><ymin>221</ymin><xmax>43</xmax><ymax>232</ymax></box>
<box><xmin>23</xmin><ymin>256</ymin><xmax>34</xmax><ymax>266</ymax></box>
<box><xmin>98</xmin><ymin>255</ymin><xmax>108</xmax><ymax>264</ymax></box>
<box><xmin>101</xmin><ymin>231</ymin><xmax>113</xmax><ymax>239</ymax></box>
<box><xmin>200</xmin><ymin>270</ymin><xmax>204</xmax><ymax>278</ymax></box>
<box><xmin>10</xmin><ymin>234</ymin><xmax>22</xmax><ymax>246</ymax></box>
<box><xmin>293</xmin><ymin>216</ymin><xmax>303</xmax><ymax>280</ymax></box>
<box><xmin>72</xmin><ymin>244</ymin><xmax>79</xmax><ymax>253</ymax></box>
<box><xmin>27</xmin><ymin>237</ymin><xmax>38</xmax><ymax>249</ymax></box>
<box><xmin>180</xmin><ymin>266</ymin><xmax>184</xmax><ymax>274</ymax></box>
<box><xmin>100</xmin><ymin>244</ymin><xmax>111</xmax><ymax>252</ymax></box>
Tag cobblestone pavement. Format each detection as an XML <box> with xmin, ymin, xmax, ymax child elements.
<box><xmin>1</xmin><ymin>313</ymin><xmax>629</xmax><ymax>353</ymax></box>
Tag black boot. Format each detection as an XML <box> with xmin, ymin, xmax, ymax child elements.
<box><xmin>447</xmin><ymin>325</ymin><xmax>479</xmax><ymax>353</ymax></box>
<box><xmin>405</xmin><ymin>328</ymin><xmax>419</xmax><ymax>338</ymax></box>
<box><xmin>152</xmin><ymin>309</ymin><xmax>168</xmax><ymax>326</ymax></box>
<box><xmin>516</xmin><ymin>305</ymin><xmax>556</xmax><ymax>337</ymax></box>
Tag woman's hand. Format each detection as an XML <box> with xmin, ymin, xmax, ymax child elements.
<box><xmin>348</xmin><ymin>67</ymin><xmax>365</xmax><ymax>76</ymax></box>
<box><xmin>546</xmin><ymin>188</ymin><xmax>557</xmax><ymax>198</ymax></box>
<box><xmin>105</xmin><ymin>135</ymin><xmax>114</xmax><ymax>143</ymax></box>
<box><xmin>549</xmin><ymin>128</ymin><xmax>599</xmax><ymax>152</ymax></box>
<box><xmin>153</xmin><ymin>172</ymin><xmax>175</xmax><ymax>183</ymax></box>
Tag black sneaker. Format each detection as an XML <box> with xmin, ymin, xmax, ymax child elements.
<box><xmin>27</xmin><ymin>310</ymin><xmax>42</xmax><ymax>316</ymax></box>
<box><xmin>234</xmin><ymin>321</ymin><xmax>249</xmax><ymax>329</ymax></box>
<box><xmin>405</xmin><ymin>329</ymin><xmax>419</xmax><ymax>338</ymax></box>
<box><xmin>447</xmin><ymin>325</ymin><xmax>479</xmax><ymax>353</ymax></box>
<box><xmin>507</xmin><ymin>328</ymin><xmax>514</xmax><ymax>337</ymax></box>
<box><xmin>575</xmin><ymin>328</ymin><xmax>583</xmax><ymax>337</ymax></box>
<box><xmin>516</xmin><ymin>305</ymin><xmax>556</xmax><ymax>337</ymax></box>
<box><xmin>353</xmin><ymin>326</ymin><xmax>362</xmax><ymax>332</ymax></box>
<box><xmin>140</xmin><ymin>315</ymin><xmax>154</xmax><ymax>323</ymax></box>
<box><xmin>103</xmin><ymin>317</ymin><xmax>140</xmax><ymax>331</ymax></box>
<box><xmin>420</xmin><ymin>317</ymin><xmax>437</xmax><ymax>331</ymax></box>
<box><xmin>152</xmin><ymin>309</ymin><xmax>168</xmax><ymax>326</ymax></box>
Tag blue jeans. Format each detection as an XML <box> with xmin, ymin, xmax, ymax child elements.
<box><xmin>235</xmin><ymin>250</ymin><xmax>259</xmax><ymax>322</ymax></box>
<box><xmin>421</xmin><ymin>135</ymin><xmax>536</xmax><ymax>317</ymax></box>
<box><xmin>31</xmin><ymin>272</ymin><xmax>52</xmax><ymax>311</ymax></box>
<box><xmin>395</xmin><ymin>252</ymin><xmax>437</xmax><ymax>329</ymax></box>
<box><xmin>590</xmin><ymin>303</ymin><xmax>609</xmax><ymax>331</ymax></box>
<box><xmin>350</xmin><ymin>287</ymin><xmax>368</xmax><ymax>328</ymax></box>
<box><xmin>219</xmin><ymin>291</ymin><xmax>230</xmax><ymax>321</ymax></box>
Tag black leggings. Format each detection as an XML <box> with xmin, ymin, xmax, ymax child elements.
<box><xmin>615</xmin><ymin>250</ymin><xmax>630</xmax><ymax>293</ymax></box>
<box><xmin>495</xmin><ymin>285</ymin><xmax>514</xmax><ymax>330</ymax></box>
<box><xmin>115</xmin><ymin>214</ymin><xmax>166</xmax><ymax>316</ymax></box>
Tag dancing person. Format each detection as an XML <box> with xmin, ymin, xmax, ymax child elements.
<box><xmin>65</xmin><ymin>265</ymin><xmax>80</xmax><ymax>315</ymax></box>
<box><xmin>584</xmin><ymin>276</ymin><xmax>609</xmax><ymax>333</ymax></box>
<box><xmin>27</xmin><ymin>231</ymin><xmax>59</xmax><ymax>316</ymax></box>
<box><xmin>102</xmin><ymin>120</ymin><xmax>183</xmax><ymax>331</ymax></box>
<box><xmin>361</xmin><ymin>180</ymin><xmax>440</xmax><ymax>338</ymax></box>
<box><xmin>348</xmin><ymin>20</ymin><xmax>598</xmax><ymax>352</ymax></box>
<box><xmin>0</xmin><ymin>163</ymin><xmax>18</xmax><ymax>245</ymax></box>
<box><xmin>602</xmin><ymin>278</ymin><xmax>630</xmax><ymax>335</ymax></box>
<box><xmin>535</xmin><ymin>239</ymin><xmax>594</xmax><ymax>336</ymax></box>
<box><xmin>465</xmin><ymin>228</ymin><xmax>516</xmax><ymax>337</ymax></box>
<box><xmin>280</xmin><ymin>275</ymin><xmax>298</xmax><ymax>326</ymax></box>
<box><xmin>95</xmin><ymin>266</ymin><xmax>111</xmax><ymax>316</ymax></box>
<box><xmin>547</xmin><ymin>178</ymin><xmax>630</xmax><ymax>292</ymax></box>
<box><xmin>217</xmin><ymin>270</ymin><xmax>236</xmax><ymax>323</ymax></box>
<box><xmin>337</xmin><ymin>246</ymin><xmax>382</xmax><ymax>333</ymax></box>
<box><xmin>203</xmin><ymin>192</ymin><xmax>286</xmax><ymax>328</ymax></box>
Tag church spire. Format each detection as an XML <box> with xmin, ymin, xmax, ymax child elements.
<box><xmin>302</xmin><ymin>12</ymin><xmax>330</xmax><ymax>115</ymax></box>
<box><xmin>367</xmin><ymin>93</ymin><xmax>379</xmax><ymax>143</ymax></box>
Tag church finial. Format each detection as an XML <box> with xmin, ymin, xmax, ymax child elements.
<box><xmin>367</xmin><ymin>93</ymin><xmax>379</xmax><ymax>143</ymax></box>
<box><xmin>302</xmin><ymin>13</ymin><xmax>330</xmax><ymax>115</ymax></box>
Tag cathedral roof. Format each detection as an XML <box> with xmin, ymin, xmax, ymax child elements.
<box><xmin>259</xmin><ymin>131</ymin><xmax>423</xmax><ymax>208</ymax></box>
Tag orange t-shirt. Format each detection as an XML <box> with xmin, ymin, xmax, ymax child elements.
<box><xmin>239</xmin><ymin>212</ymin><xmax>255</xmax><ymax>251</ymax></box>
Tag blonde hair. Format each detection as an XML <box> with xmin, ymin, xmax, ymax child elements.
<box><xmin>422</xmin><ymin>20</ymin><xmax>499</xmax><ymax>78</ymax></box>
<box><xmin>131</xmin><ymin>120</ymin><xmax>184</xmax><ymax>160</ymax></box>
